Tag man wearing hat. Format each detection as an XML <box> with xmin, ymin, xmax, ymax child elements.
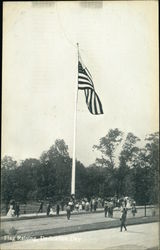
<box><xmin>120</xmin><ymin>207</ymin><xmax>127</xmax><ymax>232</ymax></box>
<box><xmin>104</xmin><ymin>200</ymin><xmax>108</xmax><ymax>217</ymax></box>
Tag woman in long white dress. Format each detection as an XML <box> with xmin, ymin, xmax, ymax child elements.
<box><xmin>49</xmin><ymin>207</ymin><xmax>54</xmax><ymax>215</ymax></box>
<box><xmin>7</xmin><ymin>205</ymin><xmax>15</xmax><ymax>217</ymax></box>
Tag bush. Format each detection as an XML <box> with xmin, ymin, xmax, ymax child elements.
<box><xmin>0</xmin><ymin>229</ymin><xmax>8</xmax><ymax>236</ymax></box>
<box><xmin>9</xmin><ymin>227</ymin><xmax>17</xmax><ymax>236</ymax></box>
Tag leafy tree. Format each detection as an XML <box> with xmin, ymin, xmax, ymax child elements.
<box><xmin>75</xmin><ymin>161</ymin><xmax>88</xmax><ymax>198</ymax></box>
<box><xmin>116</xmin><ymin>133</ymin><xmax>140</xmax><ymax>196</ymax></box>
<box><xmin>93</xmin><ymin>130</ymin><xmax>141</xmax><ymax>197</ymax></box>
<box><xmin>93</xmin><ymin>128</ymin><xmax>123</xmax><ymax>168</ymax></box>
<box><xmin>129</xmin><ymin>132</ymin><xmax>159</xmax><ymax>205</ymax></box>
<box><xmin>145</xmin><ymin>132</ymin><xmax>159</xmax><ymax>204</ymax></box>
<box><xmin>1</xmin><ymin>132</ymin><xmax>158</xmax><ymax>207</ymax></box>
<box><xmin>1</xmin><ymin>156</ymin><xmax>17</xmax><ymax>170</ymax></box>
<box><xmin>1</xmin><ymin>156</ymin><xmax>18</xmax><ymax>210</ymax></box>
<box><xmin>1</xmin><ymin>168</ymin><xmax>17</xmax><ymax>207</ymax></box>
<box><xmin>85</xmin><ymin>165</ymin><xmax>105</xmax><ymax>198</ymax></box>
<box><xmin>15</xmin><ymin>158</ymin><xmax>40</xmax><ymax>202</ymax></box>
<box><xmin>39</xmin><ymin>139</ymin><xmax>71</xmax><ymax>200</ymax></box>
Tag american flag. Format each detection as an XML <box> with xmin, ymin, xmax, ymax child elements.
<box><xmin>78</xmin><ymin>60</ymin><xmax>103</xmax><ymax>115</ymax></box>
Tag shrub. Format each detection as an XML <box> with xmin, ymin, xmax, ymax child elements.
<box><xmin>9</xmin><ymin>227</ymin><xmax>17</xmax><ymax>236</ymax></box>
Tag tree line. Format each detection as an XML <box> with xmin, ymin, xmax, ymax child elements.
<box><xmin>1</xmin><ymin>129</ymin><xmax>159</xmax><ymax>206</ymax></box>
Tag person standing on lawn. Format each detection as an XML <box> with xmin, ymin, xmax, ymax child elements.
<box><xmin>82</xmin><ymin>200</ymin><xmax>85</xmax><ymax>210</ymax></box>
<box><xmin>104</xmin><ymin>201</ymin><xmax>108</xmax><ymax>217</ymax></box>
<box><xmin>15</xmin><ymin>202</ymin><xmax>20</xmax><ymax>217</ymax></box>
<box><xmin>131</xmin><ymin>203</ymin><xmax>137</xmax><ymax>217</ymax></box>
<box><xmin>85</xmin><ymin>201</ymin><xmax>90</xmax><ymax>211</ymax></box>
<box><xmin>46</xmin><ymin>203</ymin><xmax>51</xmax><ymax>216</ymax></box>
<box><xmin>56</xmin><ymin>203</ymin><xmax>60</xmax><ymax>216</ymax></box>
<box><xmin>120</xmin><ymin>207</ymin><xmax>127</xmax><ymax>232</ymax></box>
<box><xmin>66</xmin><ymin>204</ymin><xmax>71</xmax><ymax>220</ymax></box>
<box><xmin>38</xmin><ymin>201</ymin><xmax>44</xmax><ymax>213</ymax></box>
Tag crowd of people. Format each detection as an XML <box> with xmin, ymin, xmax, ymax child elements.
<box><xmin>5</xmin><ymin>196</ymin><xmax>137</xmax><ymax>226</ymax></box>
<box><xmin>44</xmin><ymin>197</ymin><xmax>100</xmax><ymax>219</ymax></box>
<box><xmin>44</xmin><ymin>196</ymin><xmax>137</xmax><ymax>222</ymax></box>
<box><xmin>4</xmin><ymin>196</ymin><xmax>139</xmax><ymax>233</ymax></box>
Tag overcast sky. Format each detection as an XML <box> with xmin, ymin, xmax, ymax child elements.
<box><xmin>2</xmin><ymin>1</ymin><xmax>158</xmax><ymax>166</ymax></box>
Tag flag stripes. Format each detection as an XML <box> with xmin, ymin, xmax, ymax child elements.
<box><xmin>78</xmin><ymin>61</ymin><xmax>103</xmax><ymax>115</ymax></box>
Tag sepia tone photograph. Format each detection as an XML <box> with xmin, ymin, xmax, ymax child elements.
<box><xmin>1</xmin><ymin>1</ymin><xmax>159</xmax><ymax>249</ymax></box>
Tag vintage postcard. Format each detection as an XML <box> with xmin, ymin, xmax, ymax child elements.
<box><xmin>1</xmin><ymin>1</ymin><xmax>159</xmax><ymax>249</ymax></box>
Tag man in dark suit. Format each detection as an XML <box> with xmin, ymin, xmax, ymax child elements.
<box><xmin>38</xmin><ymin>201</ymin><xmax>44</xmax><ymax>213</ymax></box>
<box><xmin>120</xmin><ymin>207</ymin><xmax>127</xmax><ymax>232</ymax></box>
<box><xmin>104</xmin><ymin>201</ymin><xmax>108</xmax><ymax>217</ymax></box>
<box><xmin>15</xmin><ymin>202</ymin><xmax>20</xmax><ymax>217</ymax></box>
<box><xmin>47</xmin><ymin>203</ymin><xmax>51</xmax><ymax>216</ymax></box>
<box><xmin>56</xmin><ymin>204</ymin><xmax>60</xmax><ymax>215</ymax></box>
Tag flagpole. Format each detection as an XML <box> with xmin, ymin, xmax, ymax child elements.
<box><xmin>71</xmin><ymin>43</ymin><xmax>79</xmax><ymax>197</ymax></box>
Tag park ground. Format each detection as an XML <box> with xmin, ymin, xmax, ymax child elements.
<box><xmin>1</xmin><ymin>222</ymin><xmax>159</xmax><ymax>250</ymax></box>
<box><xmin>1</xmin><ymin>206</ymin><xmax>158</xmax><ymax>236</ymax></box>
<box><xmin>1</xmin><ymin>207</ymin><xmax>159</xmax><ymax>250</ymax></box>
